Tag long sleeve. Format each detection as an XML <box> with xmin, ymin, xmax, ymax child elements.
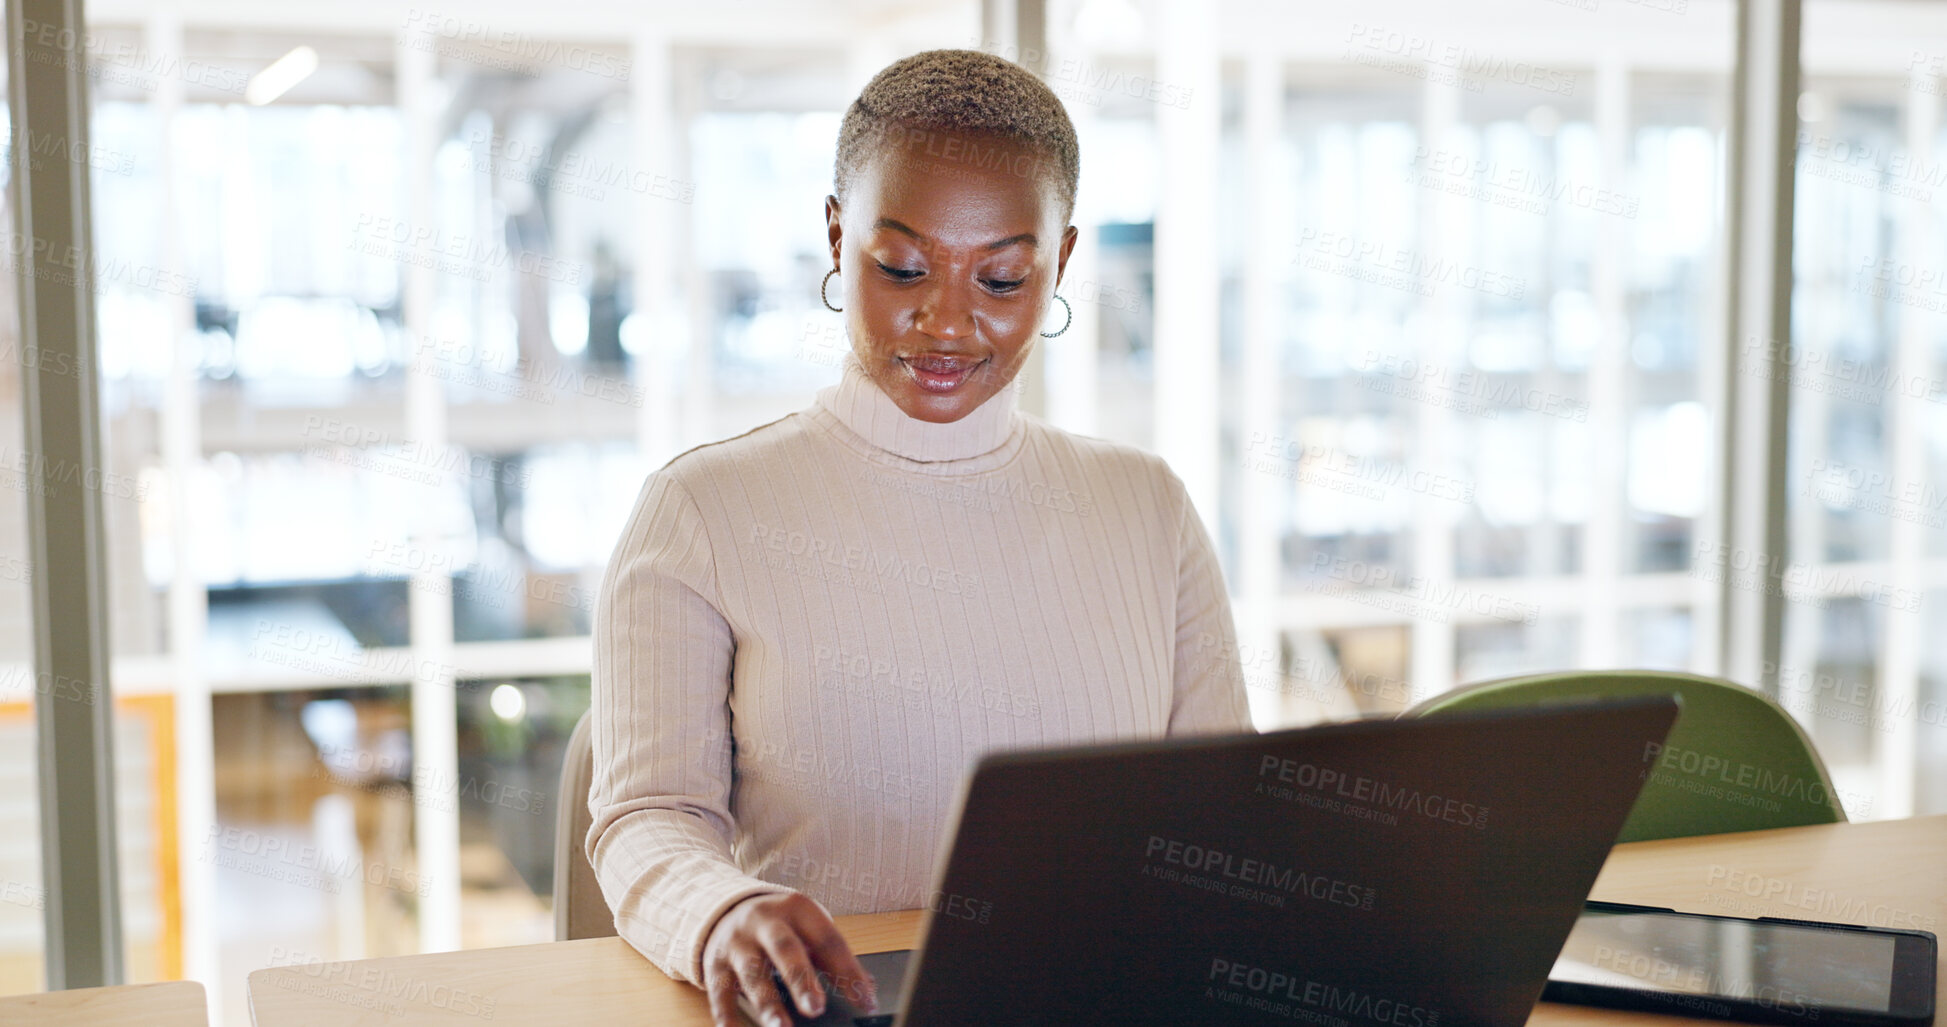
<box><xmin>1167</xmin><ymin>472</ymin><xmax>1256</xmax><ymax>736</ymax></box>
<box><xmin>586</xmin><ymin>469</ymin><xmax>800</xmax><ymax>985</ymax></box>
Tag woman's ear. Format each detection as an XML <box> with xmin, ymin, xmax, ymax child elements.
<box><xmin>824</xmin><ymin>195</ymin><xmax>844</xmax><ymax>268</ymax></box>
<box><xmin>1054</xmin><ymin>223</ymin><xmax>1079</xmax><ymax>288</ymax></box>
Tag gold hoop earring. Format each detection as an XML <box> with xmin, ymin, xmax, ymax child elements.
<box><xmin>1039</xmin><ymin>293</ymin><xmax>1072</xmax><ymax>338</ymax></box>
<box><xmin>821</xmin><ymin>268</ymin><xmax>843</xmax><ymax>313</ymax></box>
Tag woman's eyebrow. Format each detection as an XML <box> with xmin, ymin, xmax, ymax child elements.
<box><xmin>873</xmin><ymin>217</ymin><xmax>1038</xmax><ymax>251</ymax></box>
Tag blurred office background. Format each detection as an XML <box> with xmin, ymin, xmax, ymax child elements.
<box><xmin>0</xmin><ymin>0</ymin><xmax>1944</xmax><ymax>1023</ymax></box>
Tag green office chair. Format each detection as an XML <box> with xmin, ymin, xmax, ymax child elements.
<box><xmin>1404</xmin><ymin>670</ymin><xmax>1847</xmax><ymax>843</ymax></box>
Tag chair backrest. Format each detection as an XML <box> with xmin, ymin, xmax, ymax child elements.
<box><xmin>554</xmin><ymin>708</ymin><xmax>618</xmax><ymax>941</ymax></box>
<box><xmin>1404</xmin><ymin>670</ymin><xmax>1847</xmax><ymax>843</ymax></box>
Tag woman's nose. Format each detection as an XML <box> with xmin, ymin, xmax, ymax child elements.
<box><xmin>913</xmin><ymin>276</ymin><xmax>976</xmax><ymax>341</ymax></box>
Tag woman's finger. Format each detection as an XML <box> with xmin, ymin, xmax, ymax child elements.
<box><xmin>729</xmin><ymin>948</ymin><xmax>792</xmax><ymax>1027</ymax></box>
<box><xmin>704</xmin><ymin>956</ymin><xmax>747</xmax><ymax>1027</ymax></box>
<box><xmin>756</xmin><ymin>922</ymin><xmax>825</xmax><ymax>1018</ymax></box>
<box><xmin>796</xmin><ymin>907</ymin><xmax>877</xmax><ymax>1012</ymax></box>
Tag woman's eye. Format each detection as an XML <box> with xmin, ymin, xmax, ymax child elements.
<box><xmin>873</xmin><ymin>261</ymin><xmax>1021</xmax><ymax>291</ymax></box>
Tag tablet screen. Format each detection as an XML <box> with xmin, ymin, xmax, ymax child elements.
<box><xmin>1551</xmin><ymin>909</ymin><xmax>1898</xmax><ymax>1013</ymax></box>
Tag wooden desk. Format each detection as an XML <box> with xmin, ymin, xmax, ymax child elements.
<box><xmin>0</xmin><ymin>979</ymin><xmax>209</xmax><ymax>1025</ymax></box>
<box><xmin>248</xmin><ymin>815</ymin><xmax>1946</xmax><ymax>1026</ymax></box>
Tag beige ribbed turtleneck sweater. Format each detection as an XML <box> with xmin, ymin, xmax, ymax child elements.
<box><xmin>586</xmin><ymin>351</ymin><xmax>1253</xmax><ymax>985</ymax></box>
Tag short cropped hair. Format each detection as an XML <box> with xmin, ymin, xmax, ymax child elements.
<box><xmin>833</xmin><ymin>48</ymin><xmax>1080</xmax><ymax>225</ymax></box>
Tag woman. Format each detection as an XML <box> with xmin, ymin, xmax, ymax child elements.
<box><xmin>587</xmin><ymin>48</ymin><xmax>1251</xmax><ymax>1027</ymax></box>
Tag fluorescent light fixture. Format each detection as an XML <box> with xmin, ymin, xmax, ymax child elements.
<box><xmin>246</xmin><ymin>45</ymin><xmax>319</xmax><ymax>106</ymax></box>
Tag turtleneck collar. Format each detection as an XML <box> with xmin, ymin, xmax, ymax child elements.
<box><xmin>812</xmin><ymin>350</ymin><xmax>1023</xmax><ymax>469</ymax></box>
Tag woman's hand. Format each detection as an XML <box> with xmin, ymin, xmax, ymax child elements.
<box><xmin>702</xmin><ymin>892</ymin><xmax>877</xmax><ymax>1027</ymax></box>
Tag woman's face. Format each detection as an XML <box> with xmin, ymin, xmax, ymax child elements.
<box><xmin>825</xmin><ymin>128</ymin><xmax>1078</xmax><ymax>424</ymax></box>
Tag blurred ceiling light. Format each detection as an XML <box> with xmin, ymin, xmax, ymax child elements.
<box><xmin>490</xmin><ymin>683</ymin><xmax>527</xmax><ymax>722</ymax></box>
<box><xmin>1524</xmin><ymin>105</ymin><xmax>1561</xmax><ymax>138</ymax></box>
<box><xmin>246</xmin><ymin>45</ymin><xmax>320</xmax><ymax>106</ymax></box>
<box><xmin>550</xmin><ymin>291</ymin><xmax>590</xmax><ymax>356</ymax></box>
<box><xmin>1073</xmin><ymin>0</ymin><xmax>1145</xmax><ymax>48</ymax></box>
<box><xmin>1796</xmin><ymin>91</ymin><xmax>1828</xmax><ymax>123</ymax></box>
<box><xmin>710</xmin><ymin>67</ymin><xmax>746</xmax><ymax>102</ymax></box>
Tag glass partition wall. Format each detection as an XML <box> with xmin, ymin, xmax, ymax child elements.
<box><xmin>0</xmin><ymin>2</ymin><xmax>1940</xmax><ymax>1025</ymax></box>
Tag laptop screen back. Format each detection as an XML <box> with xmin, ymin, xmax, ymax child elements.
<box><xmin>897</xmin><ymin>696</ymin><xmax>1679</xmax><ymax>1025</ymax></box>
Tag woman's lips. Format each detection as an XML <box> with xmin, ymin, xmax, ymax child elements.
<box><xmin>900</xmin><ymin>354</ymin><xmax>986</xmax><ymax>393</ymax></box>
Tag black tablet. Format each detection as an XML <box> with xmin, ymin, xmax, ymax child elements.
<box><xmin>1547</xmin><ymin>901</ymin><xmax>1937</xmax><ymax>1026</ymax></box>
